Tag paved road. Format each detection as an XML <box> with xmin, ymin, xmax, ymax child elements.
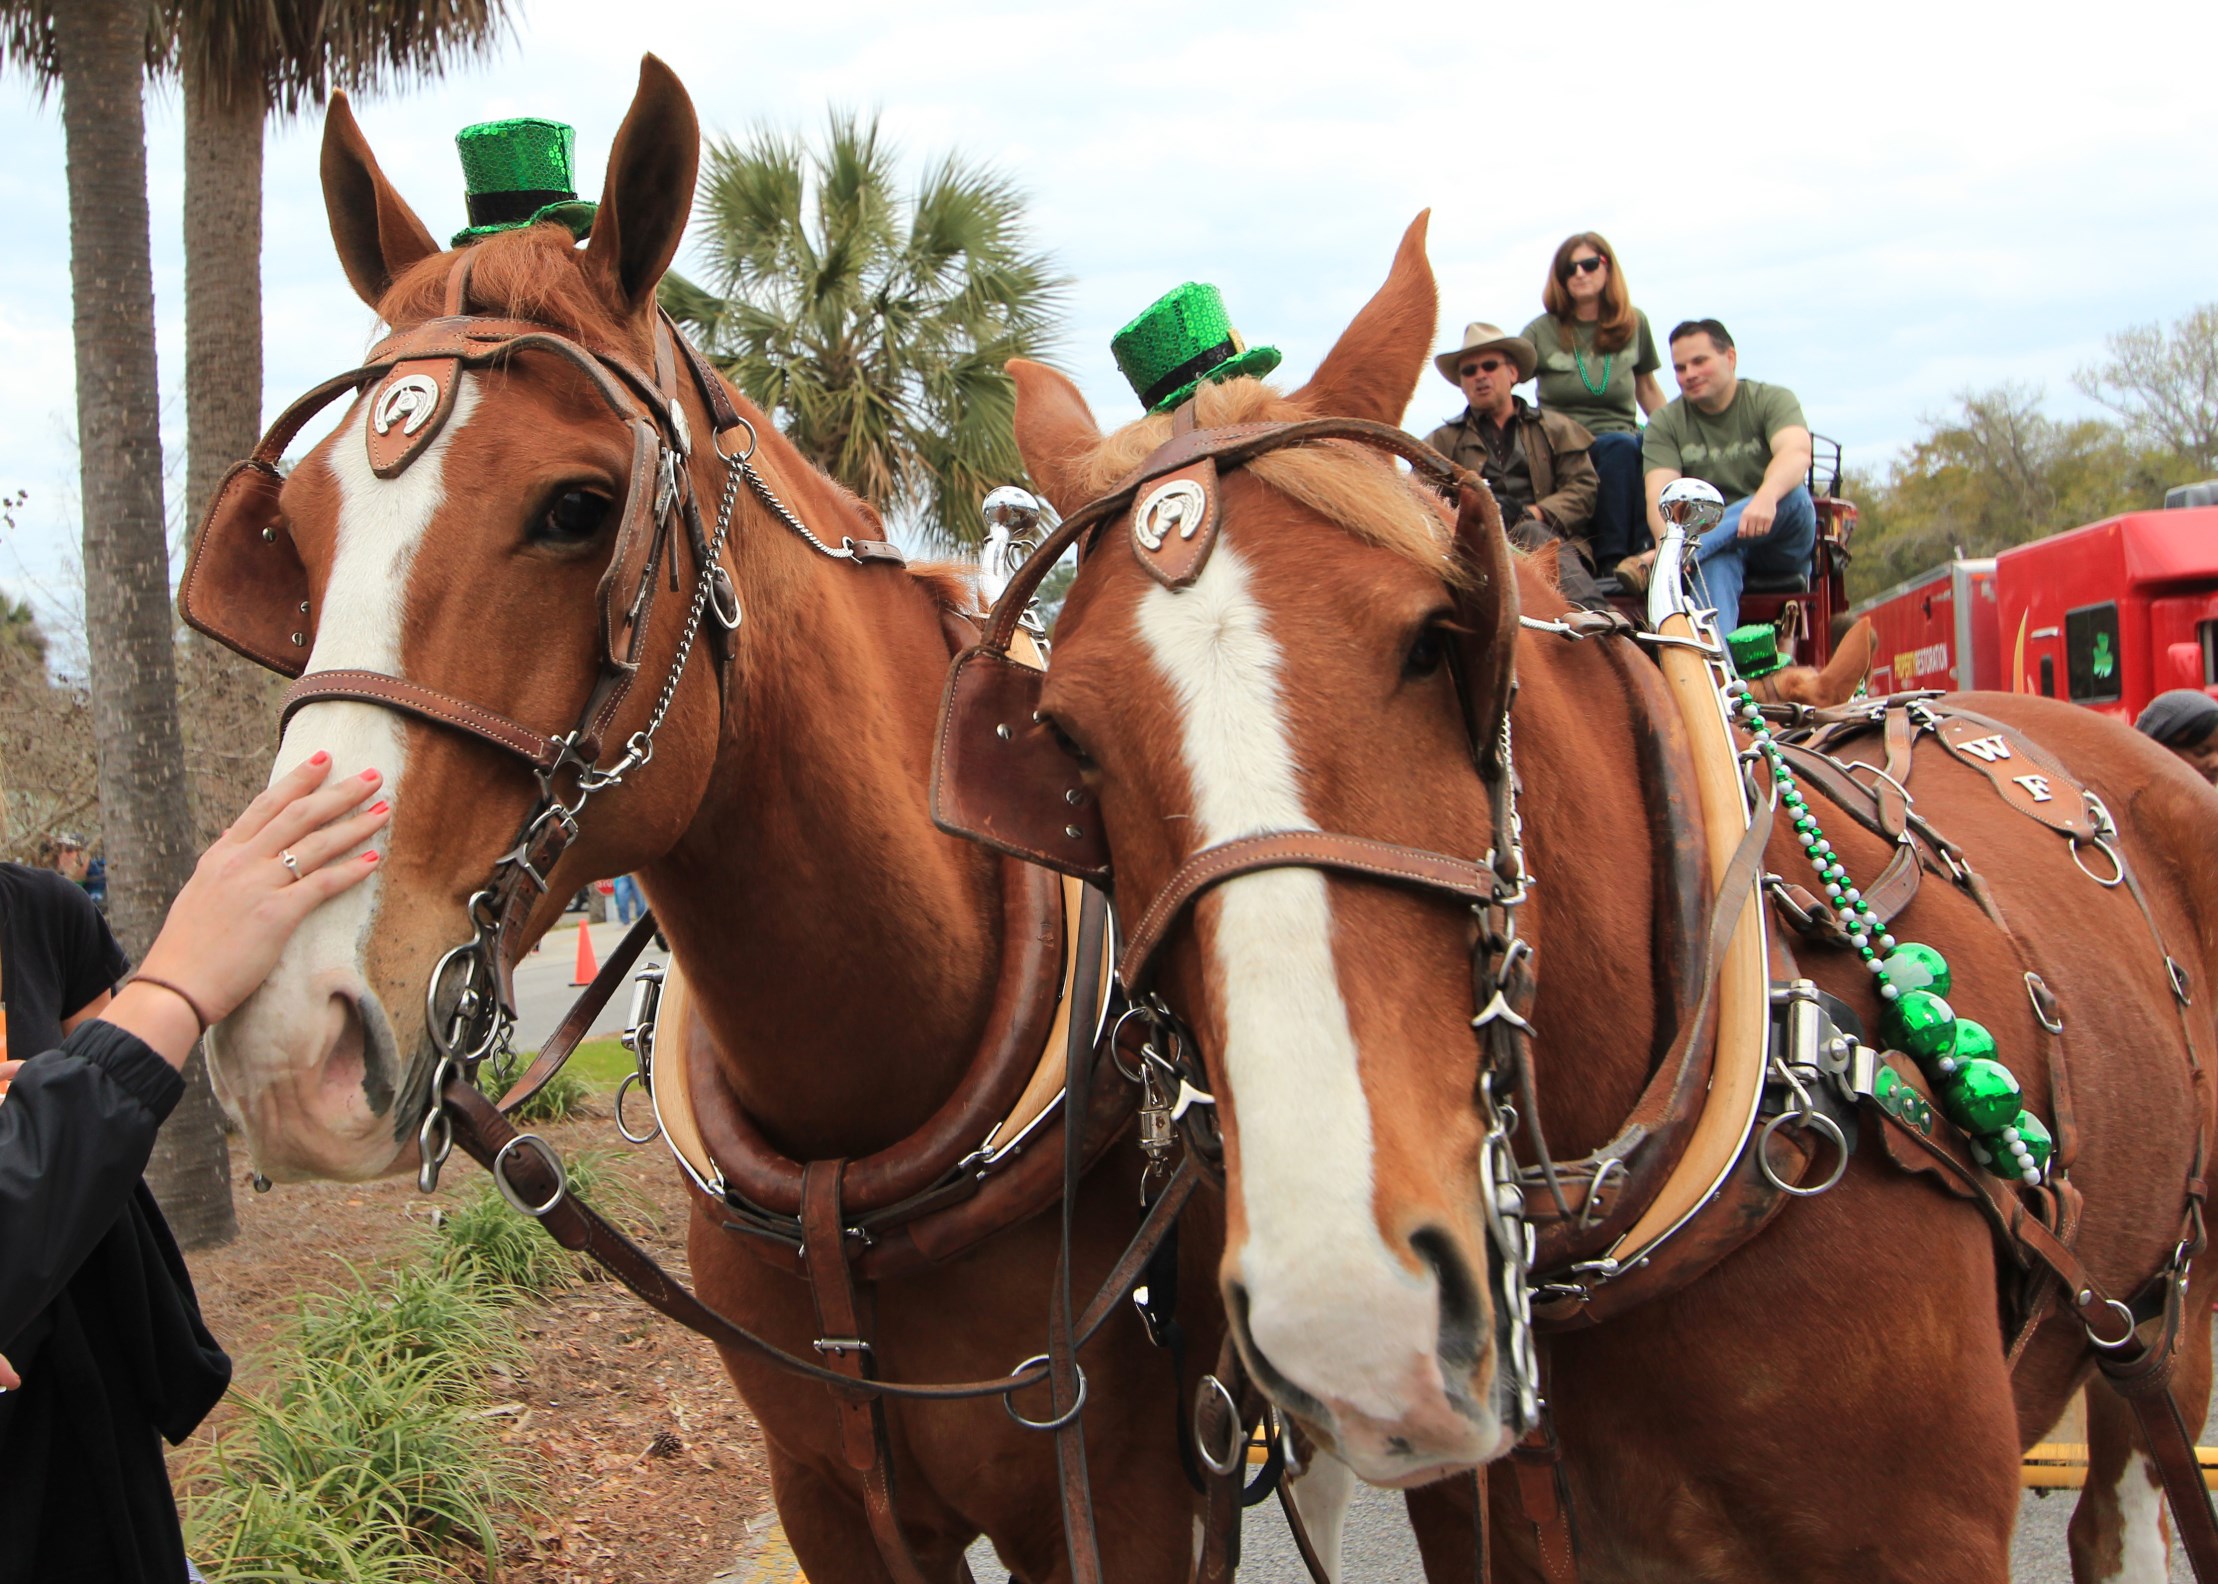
<box><xmin>511</xmin><ymin>915</ymin><xmax>654</xmax><ymax>1051</ymax></box>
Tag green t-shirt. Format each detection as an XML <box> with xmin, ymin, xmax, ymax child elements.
<box><xmin>1641</xmin><ymin>380</ymin><xmax>1808</xmax><ymax>501</ymax></box>
<box><xmin>1523</xmin><ymin>309</ymin><xmax>1660</xmax><ymax>435</ymax></box>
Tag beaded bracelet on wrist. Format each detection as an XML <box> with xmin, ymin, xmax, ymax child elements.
<box><xmin>1724</xmin><ymin>676</ymin><xmax>2052</xmax><ymax>1185</ymax></box>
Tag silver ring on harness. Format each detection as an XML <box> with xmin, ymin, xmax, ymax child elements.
<box><xmin>427</xmin><ymin>940</ymin><xmax>503</xmax><ymax>1064</ymax></box>
<box><xmin>492</xmin><ymin>1132</ymin><xmax>568</xmax><ymax>1218</ymax></box>
<box><xmin>2080</xmin><ymin>1293</ymin><xmax>2140</xmax><ymax>1351</ymax></box>
<box><xmin>712</xmin><ymin>414</ymin><xmax>759</xmax><ymax>463</ymax></box>
<box><xmin>1756</xmin><ymin>1109</ymin><xmax>1850</xmax><ymax>1198</ymax></box>
<box><xmin>1000</xmin><ymin>1354</ymin><xmax>1089</xmax><ymax>1432</ymax></box>
<box><xmin>2068</xmin><ymin>834</ymin><xmax>2125</xmax><ymax>888</ymax></box>
<box><xmin>1193</xmin><ymin>1373</ymin><xmax>1245</xmax><ymax>1476</ymax></box>
<box><xmin>614</xmin><ymin>1069</ymin><xmax>661</xmax><ymax>1145</ymax></box>
<box><xmin>279</xmin><ymin>849</ymin><xmax>302</xmax><ymax>881</ymax></box>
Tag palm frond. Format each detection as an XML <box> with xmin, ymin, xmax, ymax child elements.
<box><xmin>676</xmin><ymin>108</ymin><xmax>1069</xmax><ymax>549</ymax></box>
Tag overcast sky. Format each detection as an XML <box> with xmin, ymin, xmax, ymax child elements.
<box><xmin>3</xmin><ymin>0</ymin><xmax>2213</xmax><ymax>629</ymax></box>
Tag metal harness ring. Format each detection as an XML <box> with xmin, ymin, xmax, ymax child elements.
<box><xmin>2081</xmin><ymin>1294</ymin><xmax>2139</xmax><ymax>1351</ymax></box>
<box><xmin>2068</xmin><ymin>834</ymin><xmax>2126</xmax><ymax>888</ymax></box>
<box><xmin>1000</xmin><ymin>1354</ymin><xmax>1089</xmax><ymax>1432</ymax></box>
<box><xmin>711</xmin><ymin>413</ymin><xmax>759</xmax><ymax>462</ymax></box>
<box><xmin>1757</xmin><ymin>1109</ymin><xmax>1850</xmax><ymax>1198</ymax></box>
<box><xmin>1193</xmin><ymin>1373</ymin><xmax>1245</xmax><ymax>1476</ymax></box>
<box><xmin>492</xmin><ymin>1132</ymin><xmax>568</xmax><ymax>1218</ymax></box>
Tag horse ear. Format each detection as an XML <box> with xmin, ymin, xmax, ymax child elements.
<box><xmin>582</xmin><ymin>55</ymin><xmax>701</xmax><ymax>326</ymax></box>
<box><xmin>321</xmin><ymin>92</ymin><xmax>441</xmax><ymax>311</ymax></box>
<box><xmin>1009</xmin><ymin>359</ymin><xmax>1104</xmax><ymax>516</ymax></box>
<box><xmin>1290</xmin><ymin>211</ymin><xmax>1439</xmax><ymax>425</ymax></box>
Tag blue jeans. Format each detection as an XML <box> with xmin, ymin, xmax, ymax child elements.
<box><xmin>1586</xmin><ymin>430</ymin><xmax>1648</xmax><ymax>567</ymax></box>
<box><xmin>611</xmin><ymin>873</ymin><xmax>644</xmax><ymax>924</ymax></box>
<box><xmin>1690</xmin><ymin>484</ymin><xmax>1817</xmax><ymax>643</ymax></box>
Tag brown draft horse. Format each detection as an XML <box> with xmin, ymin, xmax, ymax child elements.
<box><xmin>1000</xmin><ymin>214</ymin><xmax>2218</xmax><ymax>1581</ymax></box>
<box><xmin>198</xmin><ymin>58</ymin><xmax>1283</xmax><ymax>1584</ymax></box>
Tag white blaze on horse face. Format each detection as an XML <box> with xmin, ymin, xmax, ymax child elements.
<box><xmin>1134</xmin><ymin>542</ymin><xmax>1467</xmax><ymax>1473</ymax></box>
<box><xmin>208</xmin><ymin>378</ymin><xmax>481</xmax><ymax>1179</ymax></box>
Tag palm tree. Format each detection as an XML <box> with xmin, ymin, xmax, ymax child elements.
<box><xmin>175</xmin><ymin>0</ymin><xmax>513</xmax><ymax>530</ymax></box>
<box><xmin>663</xmin><ymin>112</ymin><xmax>1067</xmax><ymax>551</ymax></box>
<box><xmin>4</xmin><ymin>0</ymin><xmax>223</xmax><ymax>1242</ymax></box>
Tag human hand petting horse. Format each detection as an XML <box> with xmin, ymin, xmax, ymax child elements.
<box><xmin>184</xmin><ymin>55</ymin><xmax>1369</xmax><ymax>1584</ymax></box>
<box><xmin>985</xmin><ymin>214</ymin><xmax>2218</xmax><ymax>1581</ymax></box>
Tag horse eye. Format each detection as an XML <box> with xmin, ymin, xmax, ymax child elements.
<box><xmin>1041</xmin><ymin>714</ymin><xmax>1093</xmax><ymax>766</ymax></box>
<box><xmin>536</xmin><ymin>488</ymin><xmax>613</xmax><ymax>545</ymax></box>
<box><xmin>1404</xmin><ymin>625</ymin><xmax>1449</xmax><ymax>680</ymax></box>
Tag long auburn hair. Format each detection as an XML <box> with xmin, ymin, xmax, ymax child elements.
<box><xmin>1541</xmin><ymin>232</ymin><xmax>1637</xmax><ymax>355</ymax></box>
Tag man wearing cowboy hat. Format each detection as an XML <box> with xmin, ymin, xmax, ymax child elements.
<box><xmin>1425</xmin><ymin>323</ymin><xmax>1605</xmax><ymax>609</ymax></box>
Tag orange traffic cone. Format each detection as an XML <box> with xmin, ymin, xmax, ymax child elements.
<box><xmin>571</xmin><ymin>919</ymin><xmax>601</xmax><ymax>986</ymax></box>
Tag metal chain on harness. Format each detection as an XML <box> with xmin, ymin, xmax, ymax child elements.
<box><xmin>417</xmin><ymin>429</ymin><xmax>757</xmax><ymax>1193</ymax></box>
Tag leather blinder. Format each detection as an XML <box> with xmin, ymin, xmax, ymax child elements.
<box><xmin>1131</xmin><ymin>460</ymin><xmax>1220</xmax><ymax>589</ymax></box>
<box><xmin>365</xmin><ymin>357</ymin><xmax>462</xmax><ymax>478</ymax></box>
<box><xmin>931</xmin><ymin>645</ymin><xmax>1110</xmax><ymax>883</ymax></box>
<box><xmin>178</xmin><ymin>458</ymin><xmax>315</xmax><ymax>677</ymax></box>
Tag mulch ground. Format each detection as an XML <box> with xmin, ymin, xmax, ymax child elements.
<box><xmin>172</xmin><ymin>1108</ymin><xmax>778</xmax><ymax>1584</ymax></box>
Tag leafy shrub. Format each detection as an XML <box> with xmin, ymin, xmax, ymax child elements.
<box><xmin>185</xmin><ymin>1351</ymin><xmax>535</xmax><ymax>1580</ymax></box>
<box><xmin>426</xmin><ymin>1180</ymin><xmax>576</xmax><ymax>1297</ymax></box>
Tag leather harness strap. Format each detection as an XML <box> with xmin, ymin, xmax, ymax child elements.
<box><xmin>1118</xmin><ymin>831</ymin><xmax>1500</xmax><ymax>990</ymax></box>
<box><xmin>279</xmin><ymin>670</ymin><xmax>569</xmax><ymax>772</ymax></box>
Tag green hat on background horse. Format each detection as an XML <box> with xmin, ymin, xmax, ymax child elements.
<box><xmin>450</xmin><ymin>117</ymin><xmax>598</xmax><ymax>247</ymax></box>
<box><xmin>1111</xmin><ymin>283</ymin><xmax>1280</xmax><ymax>413</ymax></box>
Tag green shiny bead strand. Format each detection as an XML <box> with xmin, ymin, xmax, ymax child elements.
<box><xmin>1721</xmin><ymin>678</ymin><xmax>2047</xmax><ymax>1185</ymax></box>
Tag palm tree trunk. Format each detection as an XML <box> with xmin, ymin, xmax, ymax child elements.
<box><xmin>55</xmin><ymin>0</ymin><xmax>236</xmax><ymax>1248</ymax></box>
<box><xmin>182</xmin><ymin>55</ymin><xmax>263</xmax><ymax>528</ymax></box>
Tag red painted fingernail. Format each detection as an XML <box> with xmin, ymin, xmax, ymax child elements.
<box><xmin>368</xmin><ymin>801</ymin><xmax>389</xmax><ymax>815</ymax></box>
<box><xmin>364</xmin><ymin>851</ymin><xmax>380</xmax><ymax>865</ymax></box>
<box><xmin>309</xmin><ymin>751</ymin><xmax>330</xmax><ymax>766</ymax></box>
<box><xmin>359</xmin><ymin>768</ymin><xmax>379</xmax><ymax>781</ymax></box>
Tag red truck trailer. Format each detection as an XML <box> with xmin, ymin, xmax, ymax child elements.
<box><xmin>1852</xmin><ymin>505</ymin><xmax>2218</xmax><ymax>723</ymax></box>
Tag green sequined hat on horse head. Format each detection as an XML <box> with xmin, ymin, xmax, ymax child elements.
<box><xmin>450</xmin><ymin>117</ymin><xmax>598</xmax><ymax>248</ymax></box>
<box><xmin>1111</xmin><ymin>283</ymin><xmax>1281</xmax><ymax>413</ymax></box>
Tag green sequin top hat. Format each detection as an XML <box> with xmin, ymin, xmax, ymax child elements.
<box><xmin>1727</xmin><ymin>623</ymin><xmax>1786</xmax><ymax>679</ymax></box>
<box><xmin>1111</xmin><ymin>283</ymin><xmax>1281</xmax><ymax>414</ymax></box>
<box><xmin>450</xmin><ymin>118</ymin><xmax>598</xmax><ymax>248</ymax></box>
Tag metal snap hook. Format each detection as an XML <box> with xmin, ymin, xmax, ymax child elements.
<box><xmin>1001</xmin><ymin>1354</ymin><xmax>1089</xmax><ymax>1432</ymax></box>
<box><xmin>1193</xmin><ymin>1374</ymin><xmax>1246</xmax><ymax>1476</ymax></box>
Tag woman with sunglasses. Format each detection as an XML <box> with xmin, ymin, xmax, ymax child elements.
<box><xmin>1523</xmin><ymin>233</ymin><xmax>1665</xmax><ymax>585</ymax></box>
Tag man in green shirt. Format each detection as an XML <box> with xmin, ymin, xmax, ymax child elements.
<box><xmin>1640</xmin><ymin>319</ymin><xmax>1815</xmax><ymax>637</ymax></box>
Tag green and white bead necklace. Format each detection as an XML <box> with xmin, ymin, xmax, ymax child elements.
<box><xmin>1723</xmin><ymin>676</ymin><xmax>2054</xmax><ymax>1186</ymax></box>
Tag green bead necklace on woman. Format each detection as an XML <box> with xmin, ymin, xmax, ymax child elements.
<box><xmin>1573</xmin><ymin>321</ymin><xmax>1612</xmax><ymax>397</ymax></box>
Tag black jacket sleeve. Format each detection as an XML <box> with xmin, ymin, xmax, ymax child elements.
<box><xmin>0</xmin><ymin>1020</ymin><xmax>182</xmax><ymax>1349</ymax></box>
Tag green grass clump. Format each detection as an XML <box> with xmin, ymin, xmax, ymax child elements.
<box><xmin>292</xmin><ymin>1264</ymin><xmax>527</xmax><ymax>1378</ymax></box>
<box><xmin>484</xmin><ymin>1064</ymin><xmax>594</xmax><ymax>1124</ymax></box>
<box><xmin>183</xmin><ymin>1469</ymin><xmax>423</xmax><ymax>1584</ymax></box>
<box><xmin>222</xmin><ymin>1351</ymin><xmax>532</xmax><ymax>1572</ymax></box>
<box><xmin>427</xmin><ymin>1180</ymin><xmax>577</xmax><ymax>1297</ymax></box>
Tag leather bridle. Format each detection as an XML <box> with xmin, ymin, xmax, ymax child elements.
<box><xmin>179</xmin><ymin>255</ymin><xmax>905</xmax><ymax>1187</ymax></box>
<box><xmin>931</xmin><ymin>400</ymin><xmax>1551</xmax><ymax>1437</ymax></box>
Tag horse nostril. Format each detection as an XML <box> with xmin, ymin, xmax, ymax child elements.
<box><xmin>1408</xmin><ymin>1225</ymin><xmax>1484</xmax><ymax>1368</ymax></box>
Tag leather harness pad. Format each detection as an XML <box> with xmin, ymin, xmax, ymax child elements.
<box><xmin>932</xmin><ymin>635</ymin><xmax>1110</xmax><ymax>882</ymax></box>
<box><xmin>365</xmin><ymin>357</ymin><xmax>462</xmax><ymax>478</ymax></box>
<box><xmin>1130</xmin><ymin>460</ymin><xmax>1220</xmax><ymax>589</ymax></box>
<box><xmin>180</xmin><ymin>459</ymin><xmax>315</xmax><ymax>677</ymax></box>
<box><xmin>1933</xmin><ymin>716</ymin><xmax>2100</xmax><ymax>840</ymax></box>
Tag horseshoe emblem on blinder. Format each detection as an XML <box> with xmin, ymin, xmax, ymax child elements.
<box><xmin>372</xmin><ymin>374</ymin><xmax>442</xmax><ymax>438</ymax></box>
<box><xmin>1134</xmin><ymin>479</ymin><xmax>1208</xmax><ymax>553</ymax></box>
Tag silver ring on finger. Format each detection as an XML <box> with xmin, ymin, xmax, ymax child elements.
<box><xmin>280</xmin><ymin>849</ymin><xmax>302</xmax><ymax>882</ymax></box>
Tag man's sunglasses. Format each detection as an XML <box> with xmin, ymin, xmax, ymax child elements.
<box><xmin>1459</xmin><ymin>358</ymin><xmax>1516</xmax><ymax>378</ymax></box>
<box><xmin>1563</xmin><ymin>255</ymin><xmax>1607</xmax><ymax>277</ymax></box>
